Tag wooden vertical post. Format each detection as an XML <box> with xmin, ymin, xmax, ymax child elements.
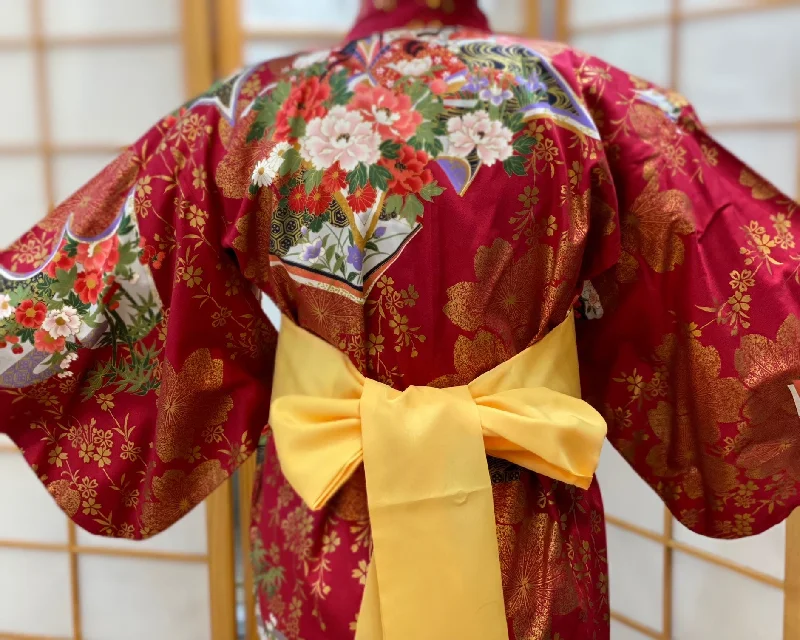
<box><xmin>182</xmin><ymin>0</ymin><xmax>215</xmax><ymax>96</ymax></box>
<box><xmin>206</xmin><ymin>483</ymin><xmax>239</xmax><ymax>640</ymax></box>
<box><xmin>525</xmin><ymin>0</ymin><xmax>541</xmax><ymax>39</ymax></box>
<box><xmin>214</xmin><ymin>0</ymin><xmax>245</xmax><ymax>77</ymax></box>
<box><xmin>239</xmin><ymin>456</ymin><xmax>259</xmax><ymax>640</ymax></box>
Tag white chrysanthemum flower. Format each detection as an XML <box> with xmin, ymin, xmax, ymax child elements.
<box><xmin>252</xmin><ymin>142</ymin><xmax>292</xmax><ymax>188</ymax></box>
<box><xmin>42</xmin><ymin>306</ymin><xmax>82</xmax><ymax>339</ymax></box>
<box><xmin>0</xmin><ymin>294</ymin><xmax>14</xmax><ymax>319</ymax></box>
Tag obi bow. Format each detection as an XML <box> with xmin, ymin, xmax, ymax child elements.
<box><xmin>270</xmin><ymin>312</ymin><xmax>606</xmax><ymax>640</ymax></box>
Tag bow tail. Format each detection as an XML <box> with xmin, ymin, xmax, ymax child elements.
<box><xmin>356</xmin><ymin>380</ymin><xmax>509</xmax><ymax>640</ymax></box>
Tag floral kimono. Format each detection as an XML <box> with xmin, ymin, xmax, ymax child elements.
<box><xmin>2</xmin><ymin>1</ymin><xmax>799</xmax><ymax>638</ymax></box>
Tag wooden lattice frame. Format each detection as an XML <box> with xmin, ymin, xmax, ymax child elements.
<box><xmin>558</xmin><ymin>1</ymin><xmax>800</xmax><ymax>637</ymax></box>
<box><xmin>0</xmin><ymin>1</ymin><xmax>238</xmax><ymax>639</ymax></box>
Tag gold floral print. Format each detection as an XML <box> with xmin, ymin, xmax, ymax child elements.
<box><xmin>616</xmin><ymin>177</ymin><xmax>694</xmax><ymax>282</ymax></box>
<box><xmin>141</xmin><ymin>459</ymin><xmax>227</xmax><ymax>533</ymax></box>
<box><xmin>155</xmin><ymin>349</ymin><xmax>234</xmax><ymax>463</ymax></box>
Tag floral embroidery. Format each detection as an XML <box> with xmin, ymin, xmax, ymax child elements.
<box><xmin>0</xmin><ymin>195</ymin><xmax>161</xmax><ymax>388</ymax></box>
<box><xmin>237</xmin><ymin>28</ymin><xmax>597</xmax><ymax>303</ymax></box>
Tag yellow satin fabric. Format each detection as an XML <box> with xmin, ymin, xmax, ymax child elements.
<box><xmin>270</xmin><ymin>312</ymin><xmax>606</xmax><ymax>640</ymax></box>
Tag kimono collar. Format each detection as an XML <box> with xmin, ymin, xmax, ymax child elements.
<box><xmin>347</xmin><ymin>0</ymin><xmax>490</xmax><ymax>41</ymax></box>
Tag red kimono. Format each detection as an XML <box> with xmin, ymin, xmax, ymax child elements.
<box><xmin>2</xmin><ymin>1</ymin><xmax>798</xmax><ymax>638</ymax></box>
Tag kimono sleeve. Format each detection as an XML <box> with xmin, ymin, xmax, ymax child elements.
<box><xmin>0</xmin><ymin>98</ymin><xmax>277</xmax><ymax>539</ymax></box>
<box><xmin>575</xmin><ymin>58</ymin><xmax>800</xmax><ymax>538</ymax></box>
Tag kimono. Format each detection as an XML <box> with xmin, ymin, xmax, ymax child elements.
<box><xmin>2</xmin><ymin>1</ymin><xmax>799</xmax><ymax>638</ymax></box>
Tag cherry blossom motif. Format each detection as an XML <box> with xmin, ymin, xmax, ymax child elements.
<box><xmin>42</xmin><ymin>306</ymin><xmax>82</xmax><ymax>339</ymax></box>
<box><xmin>34</xmin><ymin>329</ymin><xmax>66</xmax><ymax>354</ymax></box>
<box><xmin>60</xmin><ymin>352</ymin><xmax>78</xmax><ymax>370</ymax></box>
<box><xmin>74</xmin><ymin>271</ymin><xmax>104</xmax><ymax>304</ymax></box>
<box><xmin>300</xmin><ymin>106</ymin><xmax>381</xmax><ymax>172</ymax></box>
<box><xmin>447</xmin><ymin>110</ymin><xmax>513</xmax><ymax>166</ymax></box>
<box><xmin>389</xmin><ymin>56</ymin><xmax>432</xmax><ymax>77</ymax></box>
<box><xmin>15</xmin><ymin>300</ymin><xmax>47</xmax><ymax>329</ymax></box>
<box><xmin>252</xmin><ymin>142</ymin><xmax>292</xmax><ymax>188</ymax></box>
<box><xmin>0</xmin><ymin>294</ymin><xmax>13</xmax><ymax>320</ymax></box>
<box><xmin>351</xmin><ymin>85</ymin><xmax>422</xmax><ymax>140</ymax></box>
<box><xmin>77</xmin><ymin>236</ymin><xmax>118</xmax><ymax>273</ymax></box>
<box><xmin>292</xmin><ymin>49</ymin><xmax>332</xmax><ymax>70</ymax></box>
<box><xmin>580</xmin><ymin>281</ymin><xmax>604</xmax><ymax>320</ymax></box>
<box><xmin>45</xmin><ymin>242</ymin><xmax>76</xmax><ymax>278</ymax></box>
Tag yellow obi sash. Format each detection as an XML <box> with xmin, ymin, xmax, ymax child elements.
<box><xmin>270</xmin><ymin>312</ymin><xmax>606</xmax><ymax>640</ymax></box>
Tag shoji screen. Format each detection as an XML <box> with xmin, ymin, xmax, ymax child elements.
<box><xmin>0</xmin><ymin>2</ymin><xmax>238</xmax><ymax>640</ymax></box>
<box><xmin>561</xmin><ymin>1</ymin><xmax>800</xmax><ymax>639</ymax></box>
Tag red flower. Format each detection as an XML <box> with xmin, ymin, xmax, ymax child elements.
<box><xmin>347</xmin><ymin>184</ymin><xmax>377</xmax><ymax>213</ymax></box>
<box><xmin>103</xmin><ymin>235</ymin><xmax>120</xmax><ymax>272</ymax></box>
<box><xmin>45</xmin><ymin>242</ymin><xmax>76</xmax><ymax>278</ymax></box>
<box><xmin>274</xmin><ymin>77</ymin><xmax>331</xmax><ymax>141</ymax></box>
<box><xmin>306</xmin><ymin>188</ymin><xmax>332</xmax><ymax>216</ymax></box>
<box><xmin>77</xmin><ymin>236</ymin><xmax>117</xmax><ymax>272</ymax></box>
<box><xmin>352</xmin><ymin>85</ymin><xmax>422</xmax><ymax>140</ymax></box>
<box><xmin>152</xmin><ymin>251</ymin><xmax>166</xmax><ymax>270</ymax></box>
<box><xmin>288</xmin><ymin>185</ymin><xmax>308</xmax><ymax>213</ymax></box>
<box><xmin>6</xmin><ymin>335</ymin><xmax>19</xmax><ymax>344</ymax></box>
<box><xmin>322</xmin><ymin>163</ymin><xmax>348</xmax><ymax>193</ymax></box>
<box><xmin>139</xmin><ymin>242</ymin><xmax>156</xmax><ymax>265</ymax></box>
<box><xmin>381</xmin><ymin>145</ymin><xmax>433</xmax><ymax>196</ymax></box>
<box><xmin>15</xmin><ymin>300</ymin><xmax>47</xmax><ymax>329</ymax></box>
<box><xmin>429</xmin><ymin>78</ymin><xmax>448</xmax><ymax>95</ymax></box>
<box><xmin>75</xmin><ymin>271</ymin><xmax>104</xmax><ymax>304</ymax></box>
<box><xmin>34</xmin><ymin>329</ymin><xmax>66</xmax><ymax>354</ymax></box>
<box><xmin>11</xmin><ymin>344</ymin><xmax>24</xmax><ymax>355</ymax></box>
<box><xmin>102</xmin><ymin>279</ymin><xmax>122</xmax><ymax>312</ymax></box>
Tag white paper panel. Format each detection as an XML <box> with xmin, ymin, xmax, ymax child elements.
<box><xmin>480</xmin><ymin>0</ymin><xmax>527</xmax><ymax>34</ymax></box>
<box><xmin>76</xmin><ymin>502</ymin><xmax>208</xmax><ymax>554</ymax></box>
<box><xmin>80</xmin><ymin>556</ymin><xmax>211</xmax><ymax>640</ymax></box>
<box><xmin>714</xmin><ymin>128</ymin><xmax>798</xmax><ymax>200</ymax></box>
<box><xmin>597</xmin><ymin>443</ymin><xmax>664</xmax><ymax>533</ymax></box>
<box><xmin>52</xmin><ymin>152</ymin><xmax>118</xmax><ymax>203</ymax></box>
<box><xmin>0</xmin><ymin>0</ymin><xmax>31</xmax><ymax>38</ymax></box>
<box><xmin>42</xmin><ymin>0</ymin><xmax>181</xmax><ymax>35</ymax></box>
<box><xmin>610</xmin><ymin>619</ymin><xmax>655</xmax><ymax>640</ymax></box>
<box><xmin>245</xmin><ymin>39</ymin><xmax>338</xmax><ymax>66</ymax></box>
<box><xmin>243</xmin><ymin>0</ymin><xmax>359</xmax><ymax>30</ymax></box>
<box><xmin>678</xmin><ymin>7</ymin><xmax>800</xmax><ymax>123</ymax></box>
<box><xmin>47</xmin><ymin>44</ymin><xmax>184</xmax><ymax>146</ymax></box>
<box><xmin>568</xmin><ymin>0</ymin><xmax>670</xmax><ymax>30</ymax></box>
<box><xmin>0</xmin><ymin>50</ymin><xmax>40</xmax><ymax>146</ymax></box>
<box><xmin>681</xmin><ymin>0</ymin><xmax>765</xmax><ymax>10</ymax></box>
<box><xmin>0</xmin><ymin>154</ymin><xmax>47</xmax><ymax>249</ymax></box>
<box><xmin>572</xmin><ymin>26</ymin><xmax>672</xmax><ymax>88</ymax></box>
<box><xmin>673</xmin><ymin>551</ymin><xmax>783</xmax><ymax>639</ymax></box>
<box><xmin>607</xmin><ymin>524</ymin><xmax>663</xmax><ymax>631</ymax></box>
<box><xmin>674</xmin><ymin>517</ymin><xmax>786</xmax><ymax>581</ymax></box>
<box><xmin>0</xmin><ymin>549</ymin><xmax>73</xmax><ymax>637</ymax></box>
<box><xmin>0</xmin><ymin>453</ymin><xmax>70</xmax><ymax>543</ymax></box>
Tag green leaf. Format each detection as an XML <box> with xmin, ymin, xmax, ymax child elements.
<box><xmin>248</xmin><ymin>183</ymin><xmax>259</xmax><ymax>196</ymax></box>
<box><xmin>328</xmin><ymin>69</ymin><xmax>353</xmax><ymax>106</ymax></box>
<box><xmin>49</xmin><ymin>265</ymin><xmax>78</xmax><ymax>299</ymax></box>
<box><xmin>419</xmin><ymin>180</ymin><xmax>445</xmax><ymax>202</ymax></box>
<box><xmin>279</xmin><ymin>148</ymin><xmax>302</xmax><ymax>176</ymax></box>
<box><xmin>513</xmin><ymin>134</ymin><xmax>536</xmax><ymax>156</ymax></box>
<box><xmin>380</xmin><ymin>139</ymin><xmax>401</xmax><ymax>160</ymax></box>
<box><xmin>385</xmin><ymin>194</ymin><xmax>404</xmax><ymax>216</ymax></box>
<box><xmin>368</xmin><ymin>164</ymin><xmax>393</xmax><ymax>192</ymax></box>
<box><xmin>365</xmin><ymin>241</ymin><xmax>379</xmax><ymax>252</ymax></box>
<box><xmin>400</xmin><ymin>194</ymin><xmax>424</xmax><ymax>225</ymax></box>
<box><xmin>406</xmin><ymin>80</ymin><xmax>428</xmax><ymax>103</ymax></box>
<box><xmin>416</xmin><ymin>94</ymin><xmax>444</xmax><ymax>121</ymax></box>
<box><xmin>289</xmin><ymin>116</ymin><xmax>306</xmax><ymax>139</ymax></box>
<box><xmin>307</xmin><ymin>215</ymin><xmax>325</xmax><ymax>233</ymax></box>
<box><xmin>347</xmin><ymin>163</ymin><xmax>368</xmax><ymax>192</ymax></box>
<box><xmin>333</xmin><ymin>255</ymin><xmax>345</xmax><ymax>275</ymax></box>
<box><xmin>325</xmin><ymin>245</ymin><xmax>336</xmax><ymax>263</ymax></box>
<box><xmin>503</xmin><ymin>156</ymin><xmax>527</xmax><ymax>177</ymax></box>
<box><xmin>304</xmin><ymin>168</ymin><xmax>324</xmax><ymax>194</ymax></box>
<box><xmin>507</xmin><ymin>112</ymin><xmax>525</xmax><ymax>134</ymax></box>
<box><xmin>347</xmin><ymin>272</ymin><xmax>358</xmax><ymax>283</ymax></box>
<box><xmin>246</xmin><ymin>80</ymin><xmax>291</xmax><ymax>143</ymax></box>
<box><xmin>408</xmin><ymin>121</ymin><xmax>444</xmax><ymax>157</ymax></box>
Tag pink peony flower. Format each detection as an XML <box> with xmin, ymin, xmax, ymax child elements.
<box><xmin>447</xmin><ymin>110</ymin><xmax>514</xmax><ymax>167</ymax></box>
<box><xmin>351</xmin><ymin>85</ymin><xmax>422</xmax><ymax>140</ymax></box>
<box><xmin>300</xmin><ymin>106</ymin><xmax>381</xmax><ymax>172</ymax></box>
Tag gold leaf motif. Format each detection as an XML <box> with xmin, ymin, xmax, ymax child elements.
<box><xmin>155</xmin><ymin>349</ymin><xmax>234</xmax><ymax>463</ymax></box>
<box><xmin>735</xmin><ymin>315</ymin><xmax>800</xmax><ymax>479</ymax></box>
<box><xmin>430</xmin><ymin>330</ymin><xmax>512</xmax><ymax>388</ymax></box>
<box><xmin>47</xmin><ymin>479</ymin><xmax>81</xmax><ymax>518</ymax></box>
<box><xmin>232</xmin><ymin>197</ymin><xmax>275</xmax><ymax>286</ymax></box>
<box><xmin>142</xmin><ymin>460</ymin><xmax>227</xmax><ymax>533</ymax></box>
<box><xmin>618</xmin><ymin>178</ymin><xmax>694</xmax><ymax>281</ymax></box>
<box><xmin>299</xmin><ymin>285</ymin><xmax>363</xmax><ymax>345</ymax></box>
<box><xmin>739</xmin><ymin>169</ymin><xmax>778</xmax><ymax>201</ymax></box>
